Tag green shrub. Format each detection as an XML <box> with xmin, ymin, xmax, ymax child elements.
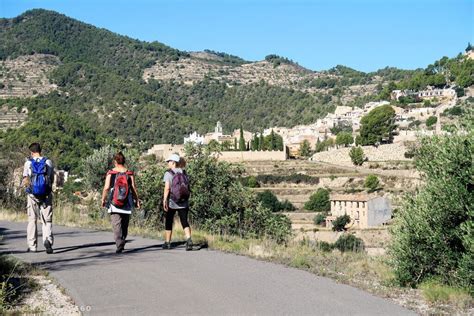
<box><xmin>404</xmin><ymin>143</ymin><xmax>417</xmax><ymax>159</ymax></box>
<box><xmin>332</xmin><ymin>214</ymin><xmax>350</xmax><ymax>231</ymax></box>
<box><xmin>81</xmin><ymin>145</ymin><xmax>139</xmax><ymax>192</ymax></box>
<box><xmin>425</xmin><ymin>115</ymin><xmax>437</xmax><ymax>127</ymax></box>
<box><xmin>56</xmin><ymin>177</ymin><xmax>83</xmax><ymax>203</ymax></box>
<box><xmin>255</xmin><ymin>174</ymin><xmax>319</xmax><ymax>185</ymax></box>
<box><xmin>364</xmin><ymin>174</ymin><xmax>380</xmax><ymax>192</ymax></box>
<box><xmin>313</xmin><ymin>213</ymin><xmax>327</xmax><ymax>225</ymax></box>
<box><xmin>256</xmin><ymin>190</ymin><xmax>295</xmax><ymax>212</ymax></box>
<box><xmin>185</xmin><ymin>144</ymin><xmax>291</xmax><ymax>242</ymax></box>
<box><xmin>408</xmin><ymin>120</ymin><xmax>422</xmax><ymax>129</ymax></box>
<box><xmin>334</xmin><ymin>234</ymin><xmax>364</xmax><ymax>252</ymax></box>
<box><xmin>317</xmin><ymin>241</ymin><xmax>334</xmax><ymax>252</ymax></box>
<box><xmin>298</xmin><ymin>139</ymin><xmax>312</xmax><ymax>157</ymax></box>
<box><xmin>390</xmin><ymin>134</ymin><xmax>473</xmax><ymax>294</ymax></box>
<box><xmin>349</xmin><ymin>146</ymin><xmax>365</xmax><ymax>166</ymax></box>
<box><xmin>280</xmin><ymin>199</ymin><xmax>296</xmax><ymax>212</ymax></box>
<box><xmin>443</xmin><ymin>106</ymin><xmax>464</xmax><ymax>117</ymax></box>
<box><xmin>336</xmin><ymin>132</ymin><xmax>353</xmax><ymax>147</ymax></box>
<box><xmin>304</xmin><ymin>188</ymin><xmax>330</xmax><ymax>212</ymax></box>
<box><xmin>134</xmin><ymin>164</ymin><xmax>166</xmax><ymax>229</ymax></box>
<box><xmin>257</xmin><ymin>190</ymin><xmax>282</xmax><ymax>212</ymax></box>
<box><xmin>247</xmin><ymin>176</ymin><xmax>259</xmax><ymax>188</ymax></box>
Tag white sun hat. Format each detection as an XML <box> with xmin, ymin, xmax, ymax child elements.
<box><xmin>165</xmin><ymin>153</ymin><xmax>180</xmax><ymax>163</ymax></box>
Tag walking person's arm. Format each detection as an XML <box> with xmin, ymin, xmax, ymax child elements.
<box><xmin>101</xmin><ymin>174</ymin><xmax>111</xmax><ymax>208</ymax></box>
<box><xmin>22</xmin><ymin>160</ymin><xmax>30</xmax><ymax>189</ymax></box>
<box><xmin>130</xmin><ymin>175</ymin><xmax>140</xmax><ymax>209</ymax></box>
<box><xmin>47</xmin><ymin>160</ymin><xmax>55</xmax><ymax>190</ymax></box>
<box><xmin>22</xmin><ymin>176</ymin><xmax>30</xmax><ymax>189</ymax></box>
<box><xmin>163</xmin><ymin>180</ymin><xmax>170</xmax><ymax>212</ymax></box>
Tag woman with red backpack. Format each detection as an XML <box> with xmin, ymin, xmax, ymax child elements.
<box><xmin>101</xmin><ymin>152</ymin><xmax>140</xmax><ymax>253</ymax></box>
<box><xmin>162</xmin><ymin>153</ymin><xmax>193</xmax><ymax>251</ymax></box>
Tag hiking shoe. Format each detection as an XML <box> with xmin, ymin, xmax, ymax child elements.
<box><xmin>44</xmin><ymin>240</ymin><xmax>53</xmax><ymax>254</ymax></box>
<box><xmin>116</xmin><ymin>244</ymin><xmax>125</xmax><ymax>254</ymax></box>
<box><xmin>26</xmin><ymin>247</ymin><xmax>37</xmax><ymax>253</ymax></box>
<box><xmin>186</xmin><ymin>238</ymin><xmax>193</xmax><ymax>251</ymax></box>
<box><xmin>162</xmin><ymin>242</ymin><xmax>171</xmax><ymax>249</ymax></box>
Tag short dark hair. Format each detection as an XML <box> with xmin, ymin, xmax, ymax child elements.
<box><xmin>29</xmin><ymin>143</ymin><xmax>41</xmax><ymax>154</ymax></box>
<box><xmin>113</xmin><ymin>152</ymin><xmax>126</xmax><ymax>165</ymax></box>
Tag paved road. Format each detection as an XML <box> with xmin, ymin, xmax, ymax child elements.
<box><xmin>0</xmin><ymin>221</ymin><xmax>415</xmax><ymax>316</ymax></box>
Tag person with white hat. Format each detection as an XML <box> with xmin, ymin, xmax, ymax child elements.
<box><xmin>162</xmin><ymin>153</ymin><xmax>193</xmax><ymax>250</ymax></box>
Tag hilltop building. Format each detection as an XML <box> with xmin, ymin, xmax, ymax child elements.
<box><xmin>146</xmin><ymin>144</ymin><xmax>185</xmax><ymax>160</ymax></box>
<box><xmin>391</xmin><ymin>86</ymin><xmax>456</xmax><ymax>101</ymax></box>
<box><xmin>184</xmin><ymin>131</ymin><xmax>205</xmax><ymax>145</ymax></box>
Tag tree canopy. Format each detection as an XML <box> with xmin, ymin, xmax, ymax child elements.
<box><xmin>359</xmin><ymin>105</ymin><xmax>396</xmax><ymax>145</ymax></box>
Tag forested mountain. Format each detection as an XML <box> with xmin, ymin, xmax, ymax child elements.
<box><xmin>0</xmin><ymin>9</ymin><xmax>336</xmax><ymax>169</ymax></box>
<box><xmin>0</xmin><ymin>9</ymin><xmax>472</xmax><ymax>170</ymax></box>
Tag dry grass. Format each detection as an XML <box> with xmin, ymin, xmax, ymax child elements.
<box><xmin>419</xmin><ymin>280</ymin><xmax>473</xmax><ymax>310</ymax></box>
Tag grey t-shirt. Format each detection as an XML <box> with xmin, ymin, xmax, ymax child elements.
<box><xmin>163</xmin><ymin>168</ymin><xmax>189</xmax><ymax>209</ymax></box>
<box><xmin>23</xmin><ymin>157</ymin><xmax>55</xmax><ymax>196</ymax></box>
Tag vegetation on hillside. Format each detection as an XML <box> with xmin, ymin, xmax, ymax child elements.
<box><xmin>390</xmin><ymin>132</ymin><xmax>473</xmax><ymax>295</ymax></box>
<box><xmin>0</xmin><ymin>10</ymin><xmax>336</xmax><ymax>170</ymax></box>
<box><xmin>358</xmin><ymin>105</ymin><xmax>396</xmax><ymax>145</ymax></box>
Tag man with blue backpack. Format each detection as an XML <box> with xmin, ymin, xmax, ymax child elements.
<box><xmin>22</xmin><ymin>143</ymin><xmax>55</xmax><ymax>254</ymax></box>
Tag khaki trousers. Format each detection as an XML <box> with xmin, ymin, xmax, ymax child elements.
<box><xmin>27</xmin><ymin>194</ymin><xmax>53</xmax><ymax>250</ymax></box>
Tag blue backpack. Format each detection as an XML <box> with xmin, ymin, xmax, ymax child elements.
<box><xmin>26</xmin><ymin>157</ymin><xmax>51</xmax><ymax>197</ymax></box>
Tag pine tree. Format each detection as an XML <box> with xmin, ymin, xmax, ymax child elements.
<box><xmin>466</xmin><ymin>42</ymin><xmax>473</xmax><ymax>52</ymax></box>
<box><xmin>234</xmin><ymin>138</ymin><xmax>238</xmax><ymax>151</ymax></box>
<box><xmin>259</xmin><ymin>132</ymin><xmax>264</xmax><ymax>150</ymax></box>
<box><xmin>270</xmin><ymin>129</ymin><xmax>276</xmax><ymax>150</ymax></box>
<box><xmin>299</xmin><ymin>140</ymin><xmax>312</xmax><ymax>157</ymax></box>
<box><xmin>239</xmin><ymin>126</ymin><xmax>246</xmax><ymax>151</ymax></box>
<box><xmin>251</xmin><ymin>133</ymin><xmax>259</xmax><ymax>151</ymax></box>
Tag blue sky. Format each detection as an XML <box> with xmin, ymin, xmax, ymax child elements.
<box><xmin>1</xmin><ymin>0</ymin><xmax>472</xmax><ymax>72</ymax></box>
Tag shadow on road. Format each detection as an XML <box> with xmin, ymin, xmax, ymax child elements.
<box><xmin>53</xmin><ymin>241</ymin><xmax>118</xmax><ymax>254</ymax></box>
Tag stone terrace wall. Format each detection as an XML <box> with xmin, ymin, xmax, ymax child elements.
<box><xmin>0</xmin><ymin>106</ymin><xmax>27</xmax><ymax>130</ymax></box>
<box><xmin>0</xmin><ymin>54</ymin><xmax>60</xmax><ymax>99</ymax></box>
<box><xmin>311</xmin><ymin>144</ymin><xmax>409</xmax><ymax>166</ymax></box>
<box><xmin>215</xmin><ymin>150</ymin><xmax>286</xmax><ymax>162</ymax></box>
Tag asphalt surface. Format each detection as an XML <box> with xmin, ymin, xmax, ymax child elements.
<box><xmin>0</xmin><ymin>220</ymin><xmax>415</xmax><ymax>316</ymax></box>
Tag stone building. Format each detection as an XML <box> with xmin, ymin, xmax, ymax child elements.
<box><xmin>326</xmin><ymin>193</ymin><xmax>392</xmax><ymax>229</ymax></box>
<box><xmin>146</xmin><ymin>144</ymin><xmax>185</xmax><ymax>160</ymax></box>
<box><xmin>391</xmin><ymin>87</ymin><xmax>456</xmax><ymax>101</ymax></box>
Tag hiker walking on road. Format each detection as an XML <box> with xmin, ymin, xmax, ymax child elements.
<box><xmin>22</xmin><ymin>143</ymin><xmax>55</xmax><ymax>254</ymax></box>
<box><xmin>162</xmin><ymin>154</ymin><xmax>193</xmax><ymax>251</ymax></box>
<box><xmin>101</xmin><ymin>152</ymin><xmax>140</xmax><ymax>253</ymax></box>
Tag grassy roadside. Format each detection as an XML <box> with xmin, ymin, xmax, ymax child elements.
<box><xmin>0</xmin><ymin>253</ymin><xmax>43</xmax><ymax>314</ymax></box>
<box><xmin>1</xmin><ymin>207</ymin><xmax>472</xmax><ymax>315</ymax></box>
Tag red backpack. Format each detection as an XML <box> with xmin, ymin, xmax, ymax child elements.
<box><xmin>108</xmin><ymin>170</ymin><xmax>133</xmax><ymax>207</ymax></box>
